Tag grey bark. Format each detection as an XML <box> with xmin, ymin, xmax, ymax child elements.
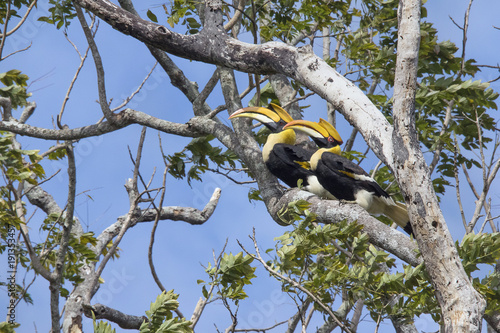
<box><xmin>391</xmin><ymin>0</ymin><xmax>485</xmax><ymax>332</ymax></box>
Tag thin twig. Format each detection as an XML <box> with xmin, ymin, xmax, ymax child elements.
<box><xmin>89</xmin><ymin>129</ymin><xmax>147</xmax><ymax>298</ymax></box>
<box><xmin>281</xmin><ymin>92</ymin><xmax>315</xmax><ymax>110</ymax></box>
<box><xmin>190</xmin><ymin>241</ymin><xmax>228</xmax><ymax>328</ymax></box>
<box><xmin>453</xmin><ymin>135</ymin><xmax>468</xmax><ymax>229</ymax></box>
<box><xmin>239</xmin><ymin>229</ymin><xmax>352</xmax><ymax>333</ymax></box>
<box><xmin>460</xmin><ymin>0</ymin><xmax>474</xmax><ymax>74</ymax></box>
<box><xmin>111</xmin><ymin>62</ymin><xmax>159</xmax><ymax>112</ymax></box>
<box><xmin>0</xmin><ymin>0</ymin><xmax>11</xmax><ymax>60</ymax></box>
<box><xmin>5</xmin><ymin>0</ymin><xmax>38</xmax><ymax>37</ymax></box>
<box><xmin>58</xmin><ymin>21</ymin><xmax>96</xmax><ymax>128</ymax></box>
<box><xmin>429</xmin><ymin>99</ymin><xmax>454</xmax><ymax>174</ymax></box>
<box><xmin>233</xmin><ymin>320</ymin><xmax>288</xmax><ymax>332</ymax></box>
<box><xmin>205</xmin><ymin>167</ymin><xmax>256</xmax><ymax>185</ymax></box>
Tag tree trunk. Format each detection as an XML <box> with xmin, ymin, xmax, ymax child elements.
<box><xmin>391</xmin><ymin>0</ymin><xmax>485</xmax><ymax>331</ymax></box>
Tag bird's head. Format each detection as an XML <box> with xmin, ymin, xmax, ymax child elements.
<box><xmin>229</xmin><ymin>103</ymin><xmax>294</xmax><ymax>132</ymax></box>
<box><xmin>283</xmin><ymin>118</ymin><xmax>343</xmax><ymax>153</ymax></box>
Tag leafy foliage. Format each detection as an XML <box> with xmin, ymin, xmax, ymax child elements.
<box><xmin>164</xmin><ymin>0</ymin><xmax>201</xmax><ymax>35</ymax></box>
<box><xmin>203</xmin><ymin>252</ymin><xmax>257</xmax><ymax>304</ymax></box>
<box><xmin>269</xmin><ymin>202</ymin><xmax>441</xmax><ymax>323</ymax></box>
<box><xmin>0</xmin><ymin>0</ymin><xmax>33</xmax><ymax>24</ymax></box>
<box><xmin>457</xmin><ymin>233</ymin><xmax>500</xmax><ymax>315</ymax></box>
<box><xmin>0</xmin><ymin>322</ymin><xmax>20</xmax><ymax>333</ymax></box>
<box><xmin>0</xmin><ymin>70</ymin><xmax>31</xmax><ymax>109</ymax></box>
<box><xmin>167</xmin><ymin>135</ymin><xmax>238</xmax><ymax>185</ymax></box>
<box><xmin>0</xmin><ymin>132</ymin><xmax>43</xmax><ymax>235</ymax></box>
<box><xmin>36</xmin><ymin>213</ymin><xmax>100</xmax><ymax>296</ymax></box>
<box><xmin>37</xmin><ymin>0</ymin><xmax>76</xmax><ymax>29</ymax></box>
<box><xmin>92</xmin><ymin>312</ymin><xmax>116</xmax><ymax>333</ymax></box>
<box><xmin>139</xmin><ymin>290</ymin><xmax>193</xmax><ymax>333</ymax></box>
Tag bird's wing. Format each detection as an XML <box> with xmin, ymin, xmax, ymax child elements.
<box><xmin>320</xmin><ymin>152</ymin><xmax>389</xmax><ymax>198</ymax></box>
<box><xmin>273</xmin><ymin>144</ymin><xmax>314</xmax><ymax>170</ymax></box>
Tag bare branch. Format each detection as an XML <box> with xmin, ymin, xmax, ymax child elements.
<box><xmin>0</xmin><ymin>97</ymin><xmax>12</xmax><ymax>121</ymax></box>
<box><xmin>94</xmin><ymin>186</ymin><xmax>222</xmax><ymax>259</ymax></box>
<box><xmin>111</xmin><ymin>62</ymin><xmax>159</xmax><ymax>112</ymax></box>
<box><xmin>83</xmin><ymin>303</ymin><xmax>147</xmax><ymax>329</ymax></box>
<box><xmin>429</xmin><ymin>100</ymin><xmax>454</xmax><ymax>174</ymax></box>
<box><xmin>0</xmin><ymin>107</ymin><xmax>204</xmax><ymax>140</ymax></box>
<box><xmin>58</xmin><ymin>22</ymin><xmax>95</xmax><ymax>128</ymax></box>
<box><xmin>350</xmin><ymin>299</ymin><xmax>364</xmax><ymax>332</ymax></box>
<box><xmin>5</xmin><ymin>0</ymin><xmax>38</xmax><ymax>37</ymax></box>
<box><xmin>454</xmin><ymin>137</ymin><xmax>468</xmax><ymax>229</ymax></box>
<box><xmin>465</xmin><ymin>110</ymin><xmax>500</xmax><ymax>233</ymax></box>
<box><xmin>190</xmin><ymin>241</ymin><xmax>228</xmax><ymax>329</ymax></box>
<box><xmin>89</xmin><ymin>181</ymin><xmax>140</xmax><ymax>299</ymax></box>
<box><xmin>47</xmin><ymin>143</ymin><xmax>77</xmax><ymax>332</ymax></box>
<box><xmin>74</xmin><ymin>4</ymin><xmax>115</xmax><ymax>122</ymax></box>
<box><xmin>19</xmin><ymin>102</ymin><xmax>36</xmax><ymax>124</ymax></box>
<box><xmin>223</xmin><ymin>0</ymin><xmax>245</xmax><ymax>32</ymax></box>
<box><xmin>206</xmin><ymin>167</ymin><xmax>256</xmax><ymax>185</ymax></box>
<box><xmin>117</xmin><ymin>0</ymin><xmax>215</xmax><ymax>118</ymax></box>
<box><xmin>459</xmin><ymin>0</ymin><xmax>474</xmax><ymax>74</ymax></box>
<box><xmin>193</xmin><ymin>68</ymin><xmax>220</xmax><ymax>115</ymax></box>
<box><xmin>148</xmin><ymin>131</ymin><xmax>170</xmax><ymax>295</ymax></box>
<box><xmin>286</xmin><ymin>299</ymin><xmax>311</xmax><ymax>333</ymax></box>
<box><xmin>0</xmin><ymin>42</ymin><xmax>32</xmax><ymax>61</ymax></box>
<box><xmin>0</xmin><ymin>0</ymin><xmax>11</xmax><ymax>60</ymax></box>
<box><xmin>233</xmin><ymin>320</ymin><xmax>288</xmax><ymax>332</ymax></box>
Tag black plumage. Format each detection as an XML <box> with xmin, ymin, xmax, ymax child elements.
<box><xmin>229</xmin><ymin>104</ymin><xmax>342</xmax><ymax>198</ymax></box>
<box><xmin>284</xmin><ymin>119</ymin><xmax>413</xmax><ymax>236</ymax></box>
<box><xmin>265</xmin><ymin>143</ymin><xmax>315</xmax><ymax>188</ymax></box>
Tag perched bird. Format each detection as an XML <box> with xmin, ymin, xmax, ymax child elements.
<box><xmin>229</xmin><ymin>104</ymin><xmax>343</xmax><ymax>198</ymax></box>
<box><xmin>284</xmin><ymin>119</ymin><xmax>413</xmax><ymax>235</ymax></box>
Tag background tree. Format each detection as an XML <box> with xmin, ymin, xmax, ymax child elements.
<box><xmin>1</xmin><ymin>0</ymin><xmax>499</xmax><ymax>332</ymax></box>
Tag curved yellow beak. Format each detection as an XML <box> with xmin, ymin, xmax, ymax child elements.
<box><xmin>284</xmin><ymin>118</ymin><xmax>343</xmax><ymax>145</ymax></box>
<box><xmin>229</xmin><ymin>103</ymin><xmax>293</xmax><ymax>125</ymax></box>
<box><xmin>318</xmin><ymin>118</ymin><xmax>343</xmax><ymax>144</ymax></box>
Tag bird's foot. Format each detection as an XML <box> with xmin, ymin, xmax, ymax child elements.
<box><xmin>338</xmin><ymin>199</ymin><xmax>356</xmax><ymax>205</ymax></box>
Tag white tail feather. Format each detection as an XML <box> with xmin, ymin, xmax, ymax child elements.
<box><xmin>359</xmin><ymin>192</ymin><xmax>409</xmax><ymax>228</ymax></box>
<box><xmin>382</xmin><ymin>201</ymin><xmax>409</xmax><ymax>228</ymax></box>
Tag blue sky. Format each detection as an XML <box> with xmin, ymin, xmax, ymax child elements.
<box><xmin>1</xmin><ymin>0</ymin><xmax>499</xmax><ymax>332</ymax></box>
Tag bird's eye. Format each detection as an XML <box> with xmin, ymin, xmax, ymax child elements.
<box><xmin>328</xmin><ymin>136</ymin><xmax>335</xmax><ymax>142</ymax></box>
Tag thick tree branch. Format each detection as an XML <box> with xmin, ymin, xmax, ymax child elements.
<box><xmin>267</xmin><ymin>188</ymin><xmax>421</xmax><ymax>267</ymax></box>
<box><xmin>485</xmin><ymin>306</ymin><xmax>500</xmax><ymax>332</ymax></box>
<box><xmin>0</xmin><ymin>108</ymin><xmax>202</xmax><ymax>140</ymax></box>
<box><xmin>49</xmin><ymin>144</ymin><xmax>77</xmax><ymax>333</ymax></box>
<box><xmin>94</xmin><ymin>187</ymin><xmax>221</xmax><ymax>256</ymax></box>
<box><xmin>83</xmin><ymin>303</ymin><xmax>147</xmax><ymax>329</ymax></box>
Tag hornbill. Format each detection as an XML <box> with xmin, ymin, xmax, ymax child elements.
<box><xmin>229</xmin><ymin>104</ymin><xmax>343</xmax><ymax>199</ymax></box>
<box><xmin>283</xmin><ymin>119</ymin><xmax>413</xmax><ymax>235</ymax></box>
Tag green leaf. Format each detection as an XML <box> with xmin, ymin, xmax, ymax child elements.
<box><xmin>0</xmin><ymin>322</ymin><xmax>21</xmax><ymax>333</ymax></box>
<box><xmin>147</xmin><ymin>9</ymin><xmax>158</xmax><ymax>22</ymax></box>
<box><xmin>140</xmin><ymin>290</ymin><xmax>193</xmax><ymax>333</ymax></box>
<box><xmin>92</xmin><ymin>311</ymin><xmax>116</xmax><ymax>333</ymax></box>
